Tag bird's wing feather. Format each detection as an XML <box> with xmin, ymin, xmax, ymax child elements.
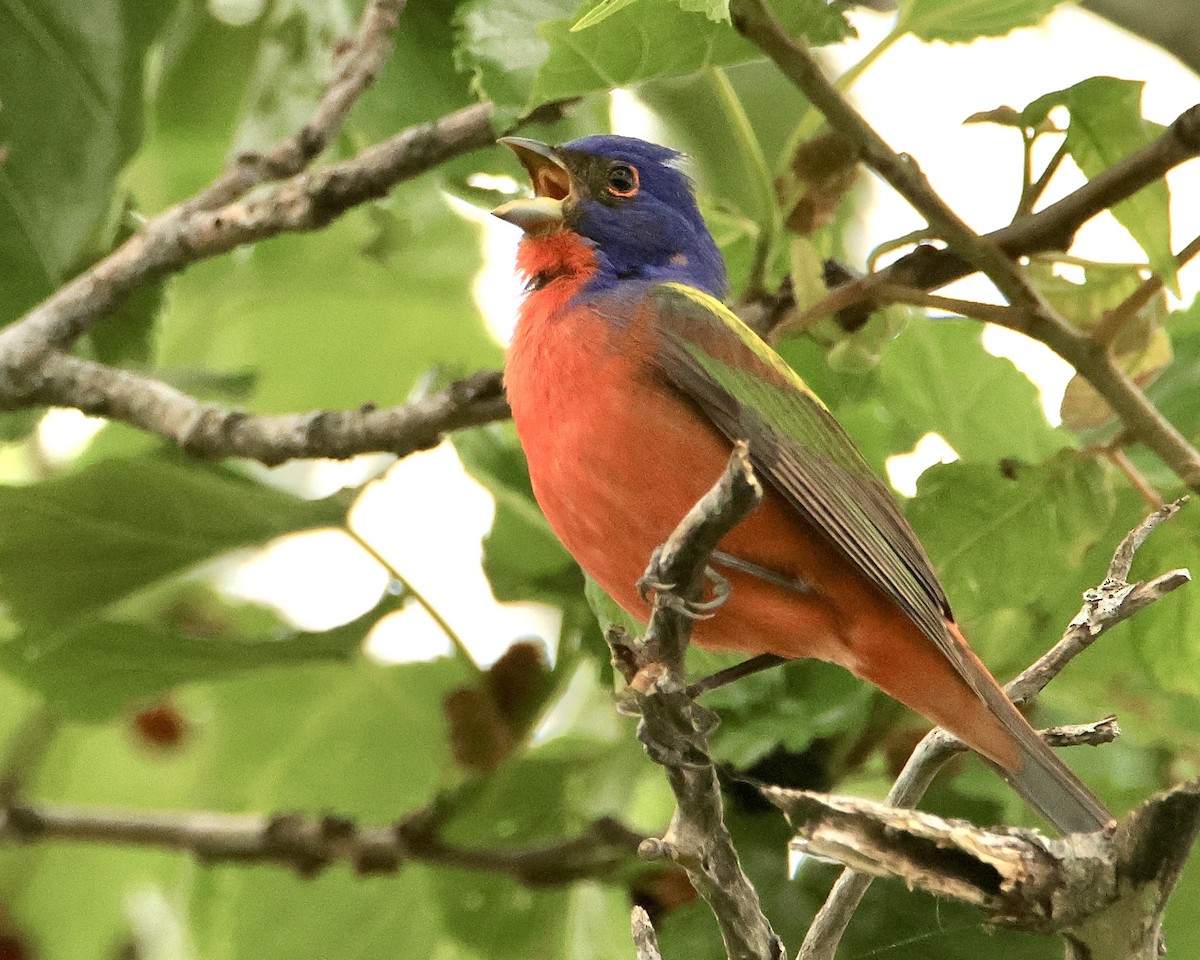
<box><xmin>649</xmin><ymin>282</ymin><xmax>954</xmax><ymax>655</ymax></box>
<box><xmin>647</xmin><ymin>284</ymin><xmax>1114</xmax><ymax>834</ymax></box>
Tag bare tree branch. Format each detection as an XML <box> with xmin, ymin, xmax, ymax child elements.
<box><xmin>1040</xmin><ymin>717</ymin><xmax>1121</xmax><ymax>749</ymax></box>
<box><xmin>0</xmin><ymin>15</ymin><xmax>570</xmax><ymax>465</ymax></box>
<box><xmin>796</xmin><ymin>498</ymin><xmax>1191</xmax><ymax>960</ymax></box>
<box><xmin>771</xmin><ymin>779</ymin><xmax>1200</xmax><ymax>960</ymax></box>
<box><xmin>608</xmin><ymin>445</ymin><xmax>785</xmax><ymax>960</ymax></box>
<box><xmin>0</xmin><ymin>102</ymin><xmax>501</xmax><ymax>381</ymax></box>
<box><xmin>0</xmin><ymin>802</ymin><xmax>643</xmax><ymax>885</ymax></box>
<box><xmin>184</xmin><ymin>0</ymin><xmax>408</xmax><ymax>214</ymax></box>
<box><xmin>731</xmin><ymin>0</ymin><xmax>1200</xmax><ymax>492</ymax></box>
<box><xmin>0</xmin><ymin>0</ymin><xmax>551</xmax><ymax>470</ymax></box>
<box><xmin>11</xmin><ymin>355</ymin><xmax>509</xmax><ymax>466</ymax></box>
<box><xmin>767</xmin><ymin>108</ymin><xmax>1200</xmax><ymax>340</ymax></box>
<box><xmin>1082</xmin><ymin>0</ymin><xmax>1200</xmax><ymax>79</ymax></box>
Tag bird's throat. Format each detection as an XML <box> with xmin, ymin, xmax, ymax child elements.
<box><xmin>516</xmin><ymin>229</ymin><xmax>599</xmax><ymax>296</ymax></box>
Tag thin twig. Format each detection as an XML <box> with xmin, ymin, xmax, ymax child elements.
<box><xmin>1091</xmin><ymin>233</ymin><xmax>1200</xmax><ymax>346</ymax></box>
<box><xmin>711</xmin><ymin>68</ymin><xmax>778</xmax><ymax>301</ymax></box>
<box><xmin>872</xmin><ymin>282</ymin><xmax>1016</xmax><ymax>325</ymax></box>
<box><xmin>1107</xmin><ymin>448</ymin><xmax>1165</xmax><ymax>510</ymax></box>
<box><xmin>344</xmin><ymin>525</ymin><xmax>482</xmax><ymax>674</ymax></box>
<box><xmin>1016</xmin><ymin>135</ymin><xmax>1068</xmax><ymax>221</ymax></box>
<box><xmin>686</xmin><ymin>654</ymin><xmax>786</xmax><ymax>699</ymax></box>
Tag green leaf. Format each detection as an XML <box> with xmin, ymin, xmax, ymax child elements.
<box><xmin>122</xmin><ymin>7</ymin><xmax>270</xmax><ymax>208</ymax></box>
<box><xmin>1143</xmin><ymin>327</ymin><xmax>1200</xmax><ymax>457</ymax></box>
<box><xmin>897</xmin><ymin>0</ymin><xmax>1064</xmax><ymax>43</ymax></box>
<box><xmin>1109</xmin><ymin>507</ymin><xmax>1200</xmax><ymax>700</ymax></box>
<box><xmin>0</xmin><ymin>604</ymin><xmax>384</xmax><ymax>721</ymax></box>
<box><xmin>361</xmin><ymin>0</ymin><xmax>476</xmax><ymax>136</ymax></box>
<box><xmin>573</xmin><ymin>0</ymin><xmax>729</xmax><ymax>31</ymax></box>
<box><xmin>584</xmin><ymin>575</ymin><xmax>642</xmax><ymax>637</ymax></box>
<box><xmin>229</xmin><ymin>0</ymin><xmax>353</xmax><ymax>155</ymax></box>
<box><xmin>570</xmin><ymin>0</ymin><xmax>640</xmax><ymax>31</ymax></box>
<box><xmin>195</xmin><ymin>868</ymin><xmax>445</xmax><ymax>960</ymax></box>
<box><xmin>1023</xmin><ymin>78</ymin><xmax>1176</xmax><ymax>294</ymax></box>
<box><xmin>454</xmin><ymin>425</ymin><xmax>583</xmax><ymax>606</ymax></box>
<box><xmin>705</xmin><ymin>659</ymin><xmax>874</xmax><ymax>768</ymax></box>
<box><xmin>432</xmin><ymin>739</ymin><xmax>659</xmax><ymax>959</ymax></box>
<box><xmin>0</xmin><ymin>453</ymin><xmax>343</xmax><ymax>628</ymax></box>
<box><xmin>82</xmin><ymin>199</ymin><xmax>168</xmax><ymax>367</ymax></box>
<box><xmin>0</xmin><ymin>0</ymin><xmax>179</xmax><ymax>323</ymax></box>
<box><xmin>1026</xmin><ymin>260</ymin><xmax>1145</xmax><ymax>330</ymax></box>
<box><xmin>878</xmin><ymin>318</ymin><xmax>1070</xmax><ymax>464</ymax></box>
<box><xmin>1061</xmin><ymin>324</ymin><xmax>1171</xmax><ymax>430</ymax></box>
<box><xmin>187</xmin><ymin>658</ymin><xmax>471</xmax><ymax>957</ymax></box>
<box><xmin>155</xmin><ymin>188</ymin><xmax>501</xmax><ymax>414</ymax></box>
<box><xmin>456</xmin><ymin>0</ymin><xmax>851</xmax><ymax>126</ymax></box>
<box><xmin>907</xmin><ymin>456</ymin><xmax>1115</xmax><ymax>668</ymax></box>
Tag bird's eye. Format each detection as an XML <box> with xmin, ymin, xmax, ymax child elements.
<box><xmin>607</xmin><ymin>164</ymin><xmax>639</xmax><ymax>198</ymax></box>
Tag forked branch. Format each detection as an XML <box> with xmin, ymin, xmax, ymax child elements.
<box><xmin>797</xmin><ymin>499</ymin><xmax>1191</xmax><ymax>960</ymax></box>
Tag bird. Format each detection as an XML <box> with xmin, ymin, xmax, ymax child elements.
<box><xmin>491</xmin><ymin>133</ymin><xmax>1113</xmax><ymax>834</ymax></box>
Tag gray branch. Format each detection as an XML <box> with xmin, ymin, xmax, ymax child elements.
<box><xmin>11</xmin><ymin>355</ymin><xmax>509</xmax><ymax>466</ymax></box>
<box><xmin>771</xmin><ymin>779</ymin><xmax>1200</xmax><ymax>960</ymax></box>
<box><xmin>0</xmin><ymin>803</ymin><xmax>644</xmax><ymax>886</ymax></box>
<box><xmin>0</xmin><ymin>0</ymin><xmax>532</xmax><ymax>467</ymax></box>
<box><xmin>607</xmin><ymin>444</ymin><xmax>785</xmax><ymax>960</ymax></box>
<box><xmin>631</xmin><ymin>906</ymin><xmax>665</xmax><ymax>960</ymax></box>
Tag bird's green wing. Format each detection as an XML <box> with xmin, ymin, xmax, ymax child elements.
<box><xmin>650</xmin><ymin>284</ymin><xmax>1117</xmax><ymax>835</ymax></box>
<box><xmin>649</xmin><ymin>282</ymin><xmax>952</xmax><ymax>649</ymax></box>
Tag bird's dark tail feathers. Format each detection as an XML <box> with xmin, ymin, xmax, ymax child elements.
<box><xmin>990</xmin><ymin>700</ymin><xmax>1114</xmax><ymax>835</ymax></box>
<box><xmin>942</xmin><ymin>622</ymin><xmax>1114</xmax><ymax>835</ymax></box>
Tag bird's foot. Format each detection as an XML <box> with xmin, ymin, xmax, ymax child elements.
<box><xmin>637</xmin><ymin>558</ymin><xmax>731</xmax><ymax>620</ymax></box>
<box><xmin>636</xmin><ymin>547</ymin><xmax>671</xmax><ymax>603</ymax></box>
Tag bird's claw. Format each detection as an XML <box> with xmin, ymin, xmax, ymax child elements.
<box><xmin>638</xmin><ymin>561</ymin><xmax>732</xmax><ymax>621</ymax></box>
<box><xmin>637</xmin><ymin>548</ymin><xmax>671</xmax><ymax>603</ymax></box>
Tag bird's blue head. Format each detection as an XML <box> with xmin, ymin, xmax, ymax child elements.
<box><xmin>493</xmin><ymin>134</ymin><xmax>728</xmax><ymax>298</ymax></box>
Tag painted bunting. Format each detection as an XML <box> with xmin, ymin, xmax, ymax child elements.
<box><xmin>492</xmin><ymin>134</ymin><xmax>1112</xmax><ymax>834</ymax></box>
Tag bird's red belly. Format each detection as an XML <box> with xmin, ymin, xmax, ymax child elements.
<box><xmin>505</xmin><ymin>298</ymin><xmax>1019</xmax><ymax>768</ymax></box>
<box><xmin>508</xmin><ymin>308</ymin><xmax>859</xmax><ymax>666</ymax></box>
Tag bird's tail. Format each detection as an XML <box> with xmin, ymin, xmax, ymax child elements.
<box><xmin>943</xmin><ymin>623</ymin><xmax>1114</xmax><ymax>835</ymax></box>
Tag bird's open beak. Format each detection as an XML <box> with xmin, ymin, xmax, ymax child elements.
<box><xmin>492</xmin><ymin>138</ymin><xmax>572</xmax><ymax>232</ymax></box>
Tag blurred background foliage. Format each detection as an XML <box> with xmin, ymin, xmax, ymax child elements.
<box><xmin>0</xmin><ymin>0</ymin><xmax>1198</xmax><ymax>957</ymax></box>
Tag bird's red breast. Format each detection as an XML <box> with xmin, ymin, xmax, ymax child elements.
<box><xmin>505</xmin><ymin>231</ymin><xmax>1021</xmax><ymax>771</ymax></box>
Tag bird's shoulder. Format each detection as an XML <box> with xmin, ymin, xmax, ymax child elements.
<box><xmin>644</xmin><ymin>281</ymin><xmax>831</xmax><ymax>413</ymax></box>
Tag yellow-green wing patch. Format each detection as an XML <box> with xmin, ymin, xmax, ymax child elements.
<box><xmin>649</xmin><ymin>283</ymin><xmax>952</xmax><ymax>646</ymax></box>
